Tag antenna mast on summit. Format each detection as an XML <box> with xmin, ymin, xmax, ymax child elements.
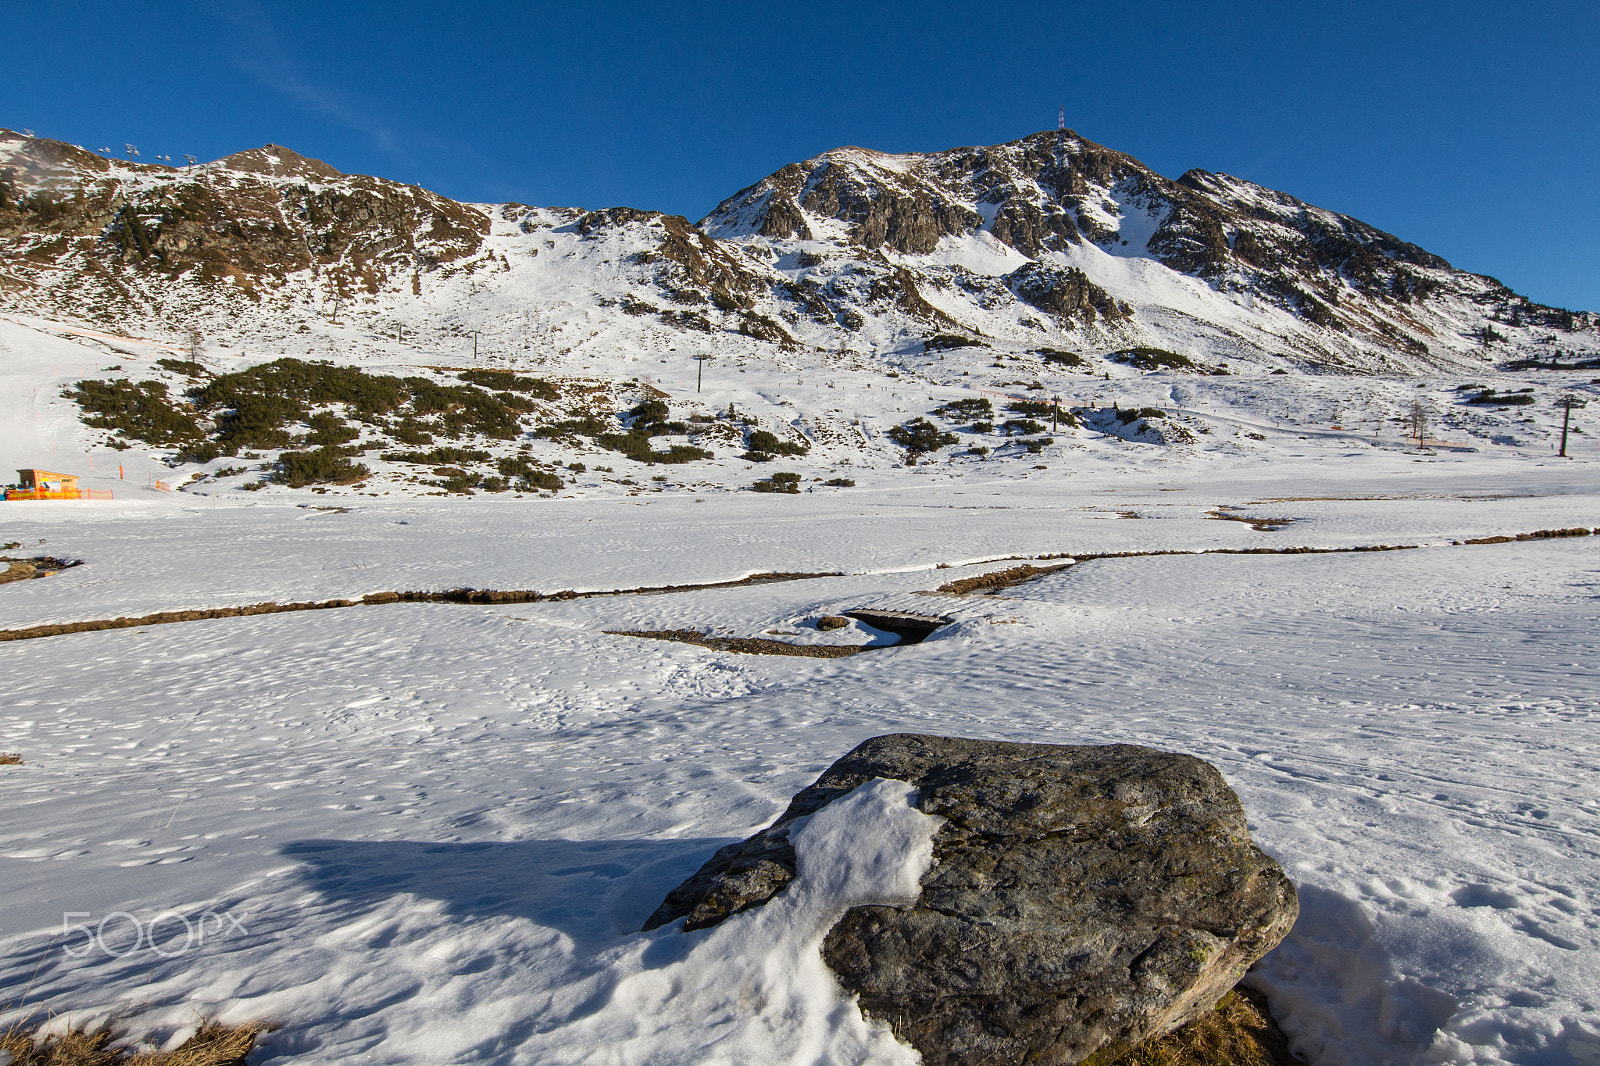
<box><xmin>1056</xmin><ymin>106</ymin><xmax>1065</xmax><ymax>166</ymax></box>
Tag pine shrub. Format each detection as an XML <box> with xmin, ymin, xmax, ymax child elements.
<box><xmin>887</xmin><ymin>418</ymin><xmax>958</xmax><ymax>454</ymax></box>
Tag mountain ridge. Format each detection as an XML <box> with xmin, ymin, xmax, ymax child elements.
<box><xmin>1</xmin><ymin>125</ymin><xmax>1594</xmax><ymax>379</ymax></box>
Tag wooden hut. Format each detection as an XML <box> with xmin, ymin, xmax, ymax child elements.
<box><xmin>6</xmin><ymin>469</ymin><xmax>110</xmax><ymax>501</ymax></box>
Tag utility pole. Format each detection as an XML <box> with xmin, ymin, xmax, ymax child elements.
<box><xmin>694</xmin><ymin>353</ymin><xmax>713</xmax><ymax>392</ymax></box>
<box><xmin>1557</xmin><ymin>395</ymin><xmax>1587</xmax><ymax>458</ymax></box>
<box><xmin>471</xmin><ymin>331</ymin><xmax>480</xmax><ymax>362</ymax></box>
<box><xmin>1051</xmin><ymin>394</ymin><xmax>1060</xmax><ymax>431</ymax></box>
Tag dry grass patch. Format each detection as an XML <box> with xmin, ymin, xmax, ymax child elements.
<box><xmin>0</xmin><ymin>557</ymin><xmax>78</xmax><ymax>585</ymax></box>
<box><xmin>1243</xmin><ymin>496</ymin><xmax>1390</xmax><ymax>503</ymax></box>
<box><xmin>933</xmin><ymin>562</ymin><xmax>1071</xmax><ymax>595</ymax></box>
<box><xmin>0</xmin><ymin>752</ymin><xmax>22</xmax><ymax>765</ymax></box>
<box><xmin>0</xmin><ymin>1020</ymin><xmax>269</xmax><ymax>1066</ymax></box>
<box><xmin>1464</xmin><ymin>527</ymin><xmax>1594</xmax><ymax>545</ymax></box>
<box><xmin>1206</xmin><ymin>509</ymin><xmax>1296</xmax><ymax>532</ymax></box>
<box><xmin>1</xmin><ymin>562</ymin><xmax>41</xmax><ymax>585</ymax></box>
<box><xmin>1094</xmin><ymin>987</ymin><xmax>1302</xmax><ymax>1066</ymax></box>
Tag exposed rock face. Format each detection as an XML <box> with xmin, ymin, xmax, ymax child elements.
<box><xmin>757</xmin><ymin>195</ymin><xmax>811</xmax><ymax>240</ymax></box>
<box><xmin>0</xmin><ymin>130</ymin><xmax>486</xmax><ymax>309</ymax></box>
<box><xmin>647</xmin><ymin>733</ymin><xmax>1297</xmax><ymax>1066</ymax></box>
<box><xmin>579</xmin><ymin>207</ymin><xmax>765</xmax><ymax>311</ymax></box>
<box><xmin>216</xmin><ymin>144</ymin><xmax>344</xmax><ymax>181</ymax></box>
<box><xmin>867</xmin><ymin>265</ymin><xmax>954</xmax><ymax>323</ymax></box>
<box><xmin>1006</xmin><ymin>261</ymin><xmax>1128</xmax><ymax>326</ymax></box>
<box><xmin>699</xmin><ymin>130</ymin><xmax>1594</xmax><ymax>361</ymax></box>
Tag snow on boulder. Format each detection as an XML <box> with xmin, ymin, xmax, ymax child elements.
<box><xmin>523</xmin><ymin>777</ymin><xmax>941</xmax><ymax>1064</ymax></box>
<box><xmin>647</xmin><ymin>733</ymin><xmax>1298</xmax><ymax>1066</ymax></box>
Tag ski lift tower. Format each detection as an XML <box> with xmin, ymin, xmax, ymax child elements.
<box><xmin>1558</xmin><ymin>394</ymin><xmax>1588</xmax><ymax>457</ymax></box>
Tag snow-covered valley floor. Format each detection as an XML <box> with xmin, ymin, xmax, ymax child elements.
<box><xmin>1</xmin><ymin>468</ymin><xmax>1597</xmax><ymax>1066</ymax></box>
<box><xmin>1</xmin><ymin>292</ymin><xmax>1599</xmax><ymax>1066</ymax></box>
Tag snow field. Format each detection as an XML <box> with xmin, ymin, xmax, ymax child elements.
<box><xmin>1</xmin><ymin>493</ymin><xmax>1598</xmax><ymax>1064</ymax></box>
<box><xmin>3</xmin><ymin>306</ymin><xmax>1600</xmax><ymax>1063</ymax></box>
<box><xmin>1</xmin><ymin>462</ymin><xmax>1597</xmax><ymax>632</ymax></box>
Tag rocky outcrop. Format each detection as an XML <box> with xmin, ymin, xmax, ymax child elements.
<box><xmin>217</xmin><ymin>144</ymin><xmax>343</xmax><ymax>181</ymax></box>
<box><xmin>988</xmin><ymin>198</ymin><xmax>1081</xmax><ymax>258</ymax></box>
<box><xmin>581</xmin><ymin>207</ymin><xmax>765</xmax><ymax>311</ymax></box>
<box><xmin>867</xmin><ymin>265</ymin><xmax>954</xmax><ymax>324</ymax></box>
<box><xmin>757</xmin><ymin>195</ymin><xmax>812</xmax><ymax>240</ymax></box>
<box><xmin>0</xmin><ymin>130</ymin><xmax>486</xmax><ymax>307</ymax></box>
<box><xmin>796</xmin><ymin>156</ymin><xmax>982</xmax><ymax>254</ymax></box>
<box><xmin>1006</xmin><ymin>262</ymin><xmax>1129</xmax><ymax>326</ymax></box>
<box><xmin>647</xmin><ymin>733</ymin><xmax>1297</xmax><ymax>1066</ymax></box>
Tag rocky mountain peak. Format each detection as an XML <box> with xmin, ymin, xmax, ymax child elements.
<box><xmin>216</xmin><ymin>144</ymin><xmax>344</xmax><ymax>181</ymax></box>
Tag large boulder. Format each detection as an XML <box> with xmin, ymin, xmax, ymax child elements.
<box><xmin>646</xmin><ymin>733</ymin><xmax>1297</xmax><ymax>1066</ymax></box>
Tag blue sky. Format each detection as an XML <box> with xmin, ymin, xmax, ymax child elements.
<box><xmin>8</xmin><ymin>1</ymin><xmax>1597</xmax><ymax>310</ymax></box>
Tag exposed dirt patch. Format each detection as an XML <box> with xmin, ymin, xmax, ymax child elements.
<box><xmin>1070</xmin><ymin>543</ymin><xmax>1419</xmax><ymax>565</ymax></box>
<box><xmin>421</xmin><ymin>571</ymin><xmax>842</xmax><ymax>605</ymax></box>
<box><xmin>0</xmin><ymin>752</ymin><xmax>21</xmax><ymax>765</ymax></box>
<box><xmin>1243</xmin><ymin>496</ymin><xmax>1391</xmax><ymax>504</ymax></box>
<box><xmin>933</xmin><ymin>562</ymin><xmax>1072</xmax><ymax>595</ymax></box>
<box><xmin>1</xmin><ymin>561</ymin><xmax>39</xmax><ymax>584</ymax></box>
<box><xmin>4</xmin><ymin>532</ymin><xmax>1591</xmax><ymax>646</ymax></box>
<box><xmin>0</xmin><ymin>557</ymin><xmax>79</xmax><ymax>585</ymax></box>
<box><xmin>0</xmin><ymin>572</ymin><xmax>842</xmax><ymax>643</ymax></box>
<box><xmin>606</xmin><ymin>629</ymin><xmax>864</xmax><ymax>658</ymax></box>
<box><xmin>1463</xmin><ymin>527</ymin><xmax>1594</xmax><ymax>545</ymax></box>
<box><xmin>0</xmin><ymin>597</ymin><xmax>365</xmax><ymax>642</ymax></box>
<box><xmin>1207</xmin><ymin>508</ymin><xmax>1296</xmax><ymax>532</ymax></box>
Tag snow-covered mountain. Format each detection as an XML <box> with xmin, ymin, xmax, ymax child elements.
<box><xmin>701</xmin><ymin>130</ymin><xmax>1595</xmax><ymax>372</ymax></box>
<box><xmin>2</xmin><ymin>127</ymin><xmax>1595</xmax><ymax>377</ymax></box>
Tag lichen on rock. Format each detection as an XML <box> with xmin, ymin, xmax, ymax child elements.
<box><xmin>647</xmin><ymin>733</ymin><xmax>1298</xmax><ymax>1066</ymax></box>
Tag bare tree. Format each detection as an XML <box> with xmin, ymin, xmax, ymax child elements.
<box><xmin>186</xmin><ymin>326</ymin><xmax>205</xmax><ymax>367</ymax></box>
<box><xmin>1408</xmin><ymin>400</ymin><xmax>1429</xmax><ymax>446</ymax></box>
<box><xmin>325</xmin><ymin>273</ymin><xmax>343</xmax><ymax>324</ymax></box>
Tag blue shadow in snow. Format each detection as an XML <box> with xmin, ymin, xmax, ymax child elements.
<box><xmin>279</xmin><ymin>835</ymin><xmax>728</xmax><ymax>947</ymax></box>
